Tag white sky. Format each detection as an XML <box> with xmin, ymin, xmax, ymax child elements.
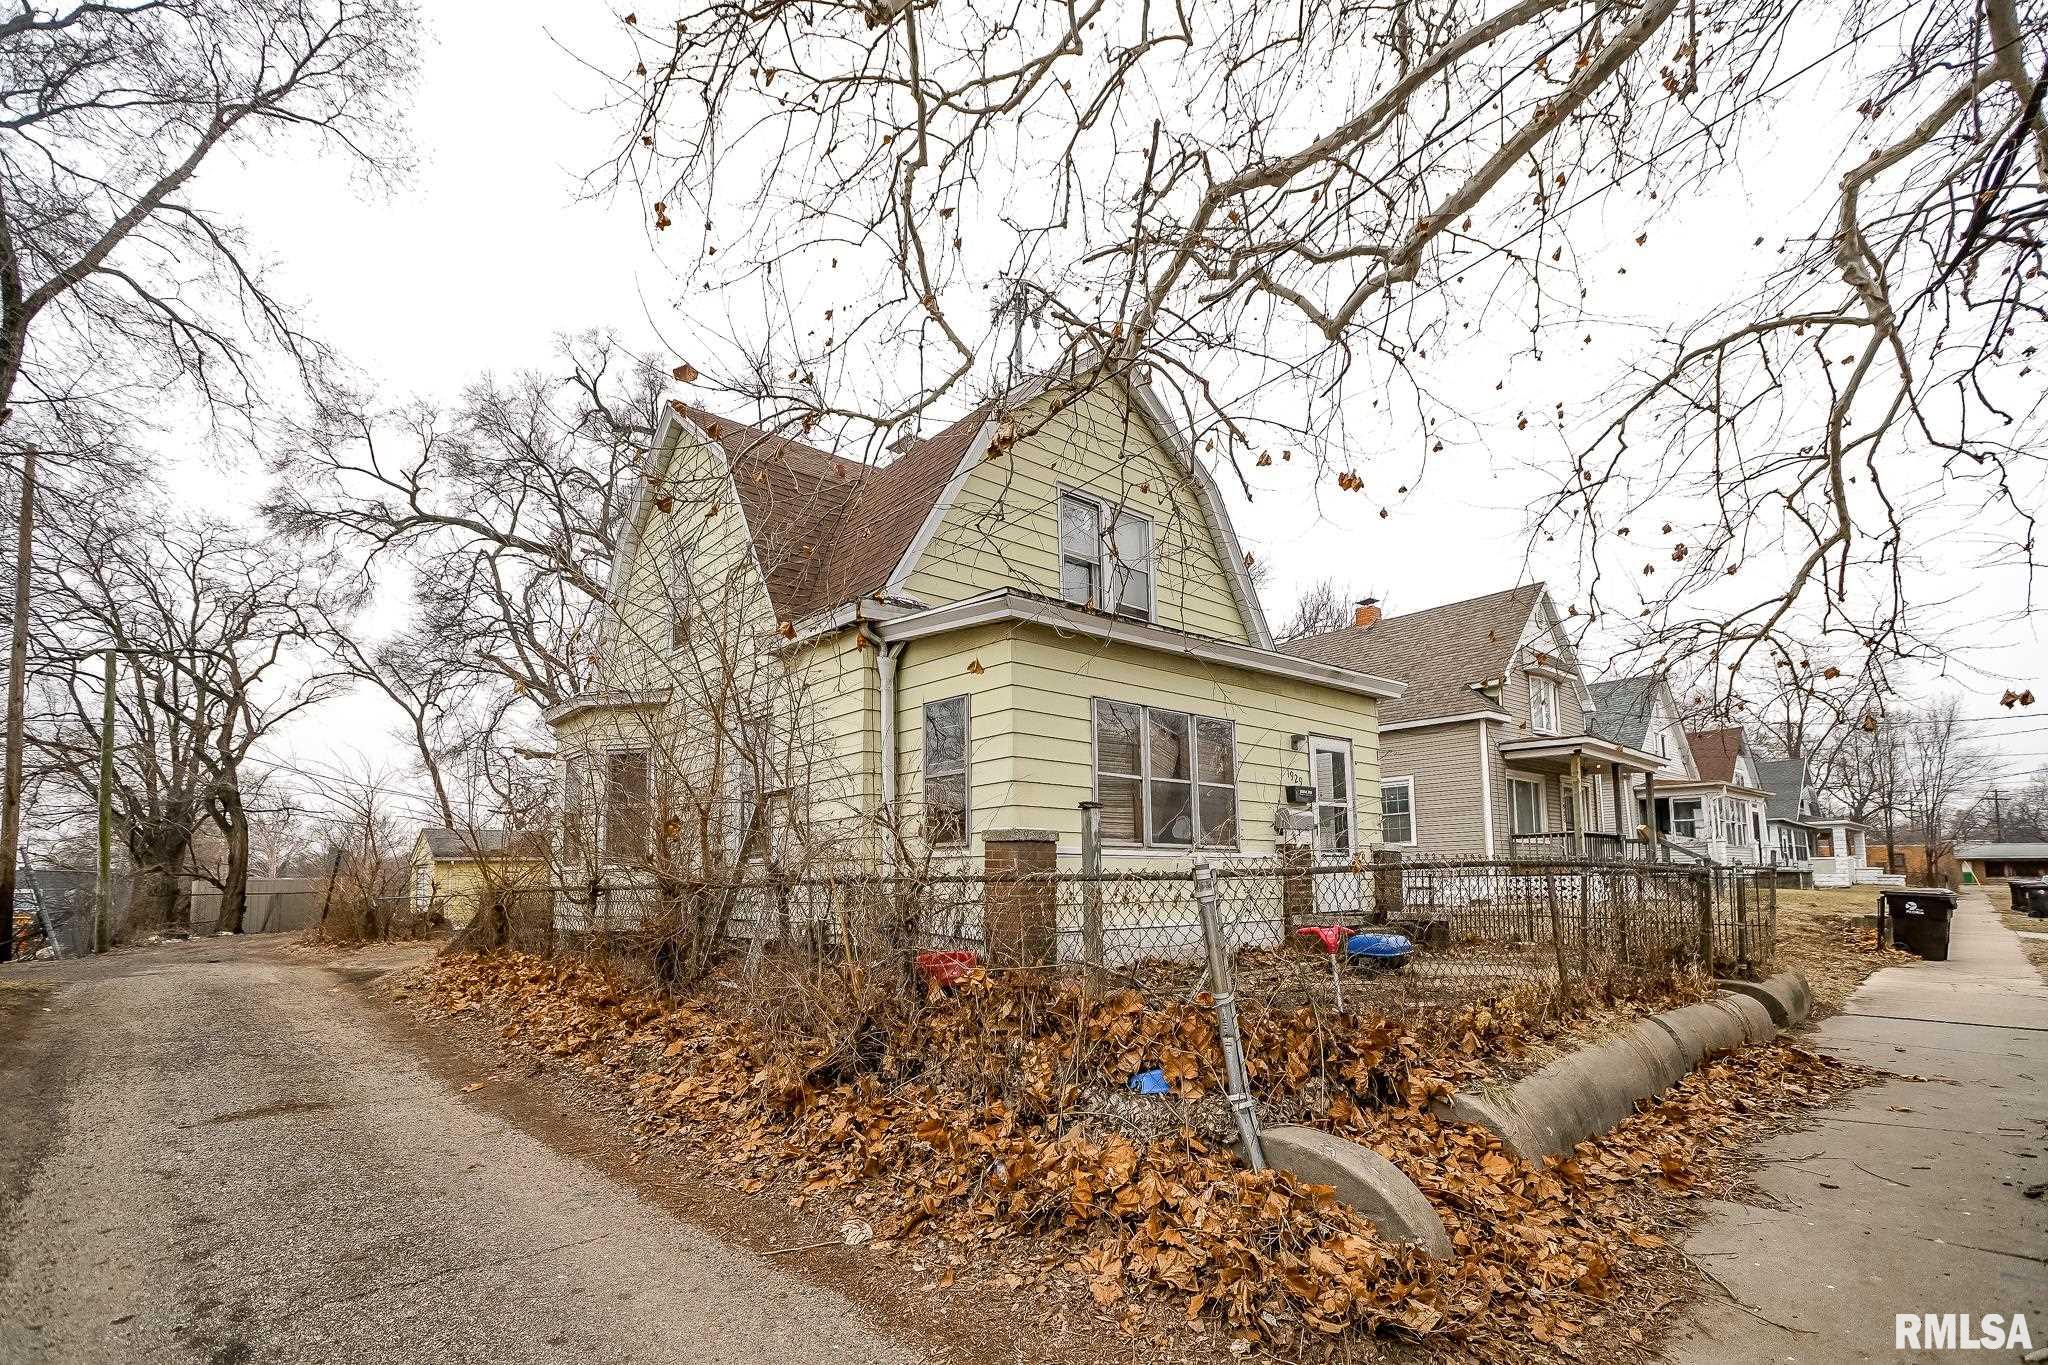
<box><xmin>163</xmin><ymin>0</ymin><xmax>2048</xmax><ymax>820</ymax></box>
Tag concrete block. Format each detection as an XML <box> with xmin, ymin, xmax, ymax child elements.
<box><xmin>1259</xmin><ymin>1125</ymin><xmax>1452</xmax><ymax>1258</ymax></box>
<box><xmin>1433</xmin><ymin>1088</ymin><xmax>1549</xmax><ymax>1163</ymax></box>
<box><xmin>1716</xmin><ymin>972</ymin><xmax>1811</xmax><ymax>1028</ymax></box>
<box><xmin>1624</xmin><ymin>1018</ymin><xmax>1690</xmax><ymax>1091</ymax></box>
<box><xmin>1709</xmin><ymin>992</ymin><xmax>1777</xmax><ymax>1046</ymax></box>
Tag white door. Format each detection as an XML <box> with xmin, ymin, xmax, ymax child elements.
<box><xmin>1309</xmin><ymin>737</ymin><xmax>1357</xmax><ymax>919</ymax></box>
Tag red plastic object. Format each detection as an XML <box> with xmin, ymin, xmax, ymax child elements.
<box><xmin>916</xmin><ymin>949</ymin><xmax>978</xmax><ymax>986</ymax></box>
<box><xmin>1293</xmin><ymin>925</ymin><xmax>1350</xmax><ymax>955</ymax></box>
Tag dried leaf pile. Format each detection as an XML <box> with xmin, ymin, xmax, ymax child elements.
<box><xmin>420</xmin><ymin>951</ymin><xmax>1869</xmax><ymax>1360</ymax></box>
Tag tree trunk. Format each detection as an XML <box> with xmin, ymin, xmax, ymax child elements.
<box><xmin>217</xmin><ymin>785</ymin><xmax>250</xmax><ymax>934</ymax></box>
<box><xmin>0</xmin><ymin>447</ymin><xmax>34</xmax><ymax>963</ymax></box>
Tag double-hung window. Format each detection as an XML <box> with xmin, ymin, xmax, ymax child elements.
<box><xmin>1528</xmin><ymin>674</ymin><xmax>1559</xmax><ymax>735</ymax></box>
<box><xmin>922</xmin><ymin>696</ymin><xmax>969</xmax><ymax>847</ymax></box>
<box><xmin>1509</xmin><ymin>777</ymin><xmax>1545</xmax><ymax>836</ymax></box>
<box><xmin>1379</xmin><ymin>777</ymin><xmax>1415</xmax><ymax>846</ymax></box>
<box><xmin>1092</xmin><ymin>700</ymin><xmax>1235</xmax><ymax>848</ymax></box>
<box><xmin>1058</xmin><ymin>492</ymin><xmax>1153</xmax><ymax>621</ymax></box>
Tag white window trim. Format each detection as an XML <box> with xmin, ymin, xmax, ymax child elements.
<box><xmin>1527</xmin><ymin>674</ymin><xmax>1560</xmax><ymax>736</ymax></box>
<box><xmin>1378</xmin><ymin>775</ymin><xmax>1417</xmax><ymax>848</ymax></box>
<box><xmin>1090</xmin><ymin>698</ymin><xmax>1238</xmax><ymax>850</ymax></box>
<box><xmin>1509</xmin><ymin>776</ymin><xmax>1546</xmax><ymax>835</ymax></box>
<box><xmin>1058</xmin><ymin>488</ymin><xmax>1155</xmax><ymax>622</ymax></box>
<box><xmin>921</xmin><ymin>695</ymin><xmax>971</xmax><ymax>848</ymax></box>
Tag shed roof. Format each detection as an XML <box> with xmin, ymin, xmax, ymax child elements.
<box><xmin>1280</xmin><ymin>584</ymin><xmax>1545</xmax><ymax>726</ymax></box>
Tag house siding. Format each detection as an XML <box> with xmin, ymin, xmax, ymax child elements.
<box><xmin>1378</xmin><ymin>722</ymin><xmax>1497</xmax><ymax>859</ymax></box>
<box><xmin>890</xmin><ymin>624</ymin><xmax>1378</xmax><ymax>866</ymax></box>
<box><xmin>898</xmin><ymin>385</ymin><xmax>1252</xmax><ymax>643</ymax></box>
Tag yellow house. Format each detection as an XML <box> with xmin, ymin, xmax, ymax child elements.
<box><xmin>549</xmin><ymin>365</ymin><xmax>1404</xmax><ymax>882</ymax></box>
<box><xmin>409</xmin><ymin>828</ymin><xmax>548</xmax><ymax>926</ymax></box>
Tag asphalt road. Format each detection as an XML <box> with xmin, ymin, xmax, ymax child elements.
<box><xmin>0</xmin><ymin>938</ymin><xmax>918</xmax><ymax>1365</ymax></box>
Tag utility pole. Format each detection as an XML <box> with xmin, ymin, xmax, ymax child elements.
<box><xmin>95</xmin><ymin>648</ymin><xmax>114</xmax><ymax>954</ymax></box>
<box><xmin>0</xmin><ymin>447</ymin><xmax>34</xmax><ymax>965</ymax></box>
<box><xmin>1991</xmin><ymin>788</ymin><xmax>2004</xmax><ymax>841</ymax></box>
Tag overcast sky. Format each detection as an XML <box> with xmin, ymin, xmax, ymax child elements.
<box><xmin>168</xmin><ymin>0</ymin><xmax>2048</xmax><ymax>821</ymax></box>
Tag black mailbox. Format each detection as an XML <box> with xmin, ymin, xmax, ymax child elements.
<box><xmin>1285</xmin><ymin>784</ymin><xmax>1315</xmax><ymax>806</ymax></box>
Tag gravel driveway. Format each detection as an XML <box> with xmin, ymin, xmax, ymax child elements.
<box><xmin>0</xmin><ymin>938</ymin><xmax>918</xmax><ymax>1365</ymax></box>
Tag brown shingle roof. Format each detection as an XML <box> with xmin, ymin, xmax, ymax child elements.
<box><xmin>1686</xmin><ymin>727</ymin><xmax>1745</xmax><ymax>784</ymax></box>
<box><xmin>672</xmin><ymin>402</ymin><xmax>992</xmax><ymax>621</ymax></box>
<box><xmin>1280</xmin><ymin>584</ymin><xmax>1545</xmax><ymax>726</ymax></box>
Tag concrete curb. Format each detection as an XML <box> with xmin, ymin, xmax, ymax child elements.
<box><xmin>1715</xmin><ymin>972</ymin><xmax>1812</xmax><ymax>1028</ymax></box>
<box><xmin>1433</xmin><ymin>974</ymin><xmax>1812</xmax><ymax>1161</ymax></box>
<box><xmin>1258</xmin><ymin>1125</ymin><xmax>1453</xmax><ymax>1258</ymax></box>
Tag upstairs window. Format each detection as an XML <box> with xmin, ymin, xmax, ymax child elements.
<box><xmin>922</xmin><ymin>696</ymin><xmax>969</xmax><ymax>847</ymax></box>
<box><xmin>1528</xmin><ymin>675</ymin><xmax>1559</xmax><ymax>735</ymax></box>
<box><xmin>1058</xmin><ymin>492</ymin><xmax>1153</xmax><ymax>621</ymax></box>
<box><xmin>668</xmin><ymin>545</ymin><xmax>693</xmax><ymax>650</ymax></box>
<box><xmin>1058</xmin><ymin>495</ymin><xmax>1100</xmax><ymax>608</ymax></box>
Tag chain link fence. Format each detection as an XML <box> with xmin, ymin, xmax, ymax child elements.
<box><xmin>486</xmin><ymin>850</ymin><xmax>1777</xmax><ymax>1018</ymax></box>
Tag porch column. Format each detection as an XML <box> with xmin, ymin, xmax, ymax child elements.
<box><xmin>1643</xmin><ymin>770</ymin><xmax>1659</xmax><ymax>854</ymax></box>
<box><xmin>1610</xmin><ymin>763</ymin><xmax>1627</xmax><ymax>841</ymax></box>
<box><xmin>1569</xmin><ymin>750</ymin><xmax>1585</xmax><ymax>857</ymax></box>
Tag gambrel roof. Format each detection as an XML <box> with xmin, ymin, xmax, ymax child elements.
<box><xmin>1282</xmin><ymin>584</ymin><xmax>1546</xmax><ymax>726</ymax></box>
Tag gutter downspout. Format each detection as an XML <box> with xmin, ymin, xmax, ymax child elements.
<box><xmin>1477</xmin><ymin>719</ymin><xmax>1496</xmax><ymax>859</ymax></box>
<box><xmin>862</xmin><ymin>624</ymin><xmax>905</xmax><ymax>872</ymax></box>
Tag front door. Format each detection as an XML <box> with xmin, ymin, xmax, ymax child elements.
<box><xmin>1309</xmin><ymin>737</ymin><xmax>1356</xmax><ymax>918</ymax></box>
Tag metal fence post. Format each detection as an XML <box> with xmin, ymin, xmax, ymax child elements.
<box><xmin>1079</xmin><ymin>801</ymin><xmax>1105</xmax><ymax>994</ymax></box>
<box><xmin>1194</xmin><ymin>861</ymin><xmax>1265</xmax><ymax>1172</ymax></box>
<box><xmin>1695</xmin><ymin>871</ymin><xmax>1715</xmax><ymax>972</ymax></box>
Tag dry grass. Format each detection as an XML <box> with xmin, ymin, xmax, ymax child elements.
<box><xmin>1991</xmin><ymin>890</ymin><xmax>2048</xmax><ymax>982</ymax></box>
<box><xmin>1771</xmin><ymin>884</ymin><xmax>1914</xmax><ymax>1017</ymax></box>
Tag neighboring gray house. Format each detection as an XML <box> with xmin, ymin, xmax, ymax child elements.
<box><xmin>1284</xmin><ymin>584</ymin><xmax>1662</xmax><ymax>859</ymax></box>
<box><xmin>1755</xmin><ymin>755</ymin><xmax>1819</xmax><ymax>872</ymax></box>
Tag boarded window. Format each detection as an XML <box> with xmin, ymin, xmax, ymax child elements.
<box><xmin>605</xmin><ymin>750</ymin><xmax>650</xmax><ymax>860</ymax></box>
<box><xmin>922</xmin><ymin>696</ymin><xmax>969</xmax><ymax>846</ymax></box>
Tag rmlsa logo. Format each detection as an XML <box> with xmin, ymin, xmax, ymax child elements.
<box><xmin>1894</xmin><ymin>1313</ymin><xmax>2034</xmax><ymax>1351</ymax></box>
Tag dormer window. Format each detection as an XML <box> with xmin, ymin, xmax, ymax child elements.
<box><xmin>1528</xmin><ymin>675</ymin><xmax>1559</xmax><ymax>735</ymax></box>
<box><xmin>1058</xmin><ymin>491</ymin><xmax>1153</xmax><ymax>621</ymax></box>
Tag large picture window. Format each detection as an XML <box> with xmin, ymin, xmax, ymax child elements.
<box><xmin>922</xmin><ymin>696</ymin><xmax>969</xmax><ymax>846</ymax></box>
<box><xmin>1092</xmin><ymin>700</ymin><xmax>1235</xmax><ymax>848</ymax></box>
<box><xmin>1379</xmin><ymin>777</ymin><xmax>1415</xmax><ymax>846</ymax></box>
<box><xmin>1058</xmin><ymin>492</ymin><xmax>1153</xmax><ymax>621</ymax></box>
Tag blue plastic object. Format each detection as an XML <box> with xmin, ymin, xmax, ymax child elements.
<box><xmin>1345</xmin><ymin>932</ymin><xmax>1414</xmax><ymax>967</ymax></box>
<box><xmin>1128</xmin><ymin>1067</ymin><xmax>1170</xmax><ymax>1095</ymax></box>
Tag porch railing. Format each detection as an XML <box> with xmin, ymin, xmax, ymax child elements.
<box><xmin>1507</xmin><ymin>831</ymin><xmax>1655</xmax><ymax>862</ymax></box>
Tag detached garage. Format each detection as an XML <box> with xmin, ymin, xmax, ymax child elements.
<box><xmin>1957</xmin><ymin>841</ymin><xmax>2048</xmax><ymax>882</ymax></box>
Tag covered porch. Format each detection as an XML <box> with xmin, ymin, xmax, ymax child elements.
<box><xmin>1639</xmin><ymin>778</ymin><xmax>1769</xmax><ymax>867</ymax></box>
<box><xmin>1497</xmin><ymin>735</ymin><xmax>1663</xmax><ymax>862</ymax></box>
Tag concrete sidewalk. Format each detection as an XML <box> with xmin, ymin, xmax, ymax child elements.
<box><xmin>1667</xmin><ymin>886</ymin><xmax>2048</xmax><ymax>1363</ymax></box>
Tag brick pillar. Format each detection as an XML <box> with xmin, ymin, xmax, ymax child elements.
<box><xmin>1281</xmin><ymin>841</ymin><xmax>1314</xmax><ymax>938</ymax></box>
<box><xmin>984</xmin><ymin>829</ymin><xmax>1058</xmax><ymax>969</ymax></box>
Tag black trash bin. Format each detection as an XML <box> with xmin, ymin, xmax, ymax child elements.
<box><xmin>1881</xmin><ymin>887</ymin><xmax>1957</xmax><ymax>960</ymax></box>
<box><xmin>2021</xmin><ymin>882</ymin><xmax>2048</xmax><ymax>920</ymax></box>
<box><xmin>2009</xmin><ymin>879</ymin><xmax>2037</xmax><ymax>913</ymax></box>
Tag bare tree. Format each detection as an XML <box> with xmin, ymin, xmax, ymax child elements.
<box><xmin>1896</xmin><ymin>698</ymin><xmax>1995</xmax><ymax>881</ymax></box>
<box><xmin>585</xmin><ymin>0</ymin><xmax>2042</xmax><ymax>724</ymax></box>
<box><xmin>30</xmin><ymin>507</ymin><xmax>342</xmax><ymax>936</ymax></box>
<box><xmin>0</xmin><ymin>0</ymin><xmax>419</xmax><ymax>955</ymax></box>
<box><xmin>1275</xmin><ymin>578</ymin><xmax>1365</xmax><ymax>642</ymax></box>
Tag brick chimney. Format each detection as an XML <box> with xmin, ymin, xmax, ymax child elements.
<box><xmin>1352</xmin><ymin>597</ymin><xmax>1382</xmax><ymax>630</ymax></box>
